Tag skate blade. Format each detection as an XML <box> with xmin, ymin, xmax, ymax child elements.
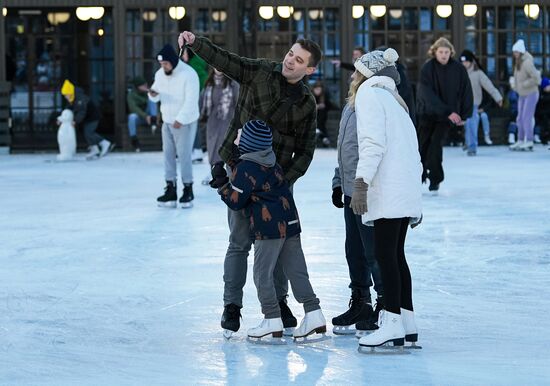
<box><xmin>223</xmin><ymin>329</ymin><xmax>235</xmax><ymax>340</ymax></box>
<box><xmin>358</xmin><ymin>345</ymin><xmax>411</xmax><ymax>355</ymax></box>
<box><xmin>157</xmin><ymin>201</ymin><xmax>177</xmax><ymax>208</ymax></box>
<box><xmin>247</xmin><ymin>336</ymin><xmax>287</xmax><ymax>345</ymax></box>
<box><xmin>293</xmin><ymin>333</ymin><xmax>331</xmax><ymax>344</ymax></box>
<box><xmin>355</xmin><ymin>329</ymin><xmax>376</xmax><ymax>339</ymax></box>
<box><xmin>405</xmin><ymin>342</ymin><xmax>423</xmax><ymax>350</ymax></box>
<box><xmin>333</xmin><ymin>325</ymin><xmax>357</xmax><ymax>335</ymax></box>
<box><xmin>180</xmin><ymin>202</ymin><xmax>193</xmax><ymax>209</ymax></box>
<box><xmin>283</xmin><ymin>327</ymin><xmax>295</xmax><ymax>337</ymax></box>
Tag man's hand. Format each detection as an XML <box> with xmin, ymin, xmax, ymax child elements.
<box><xmin>448</xmin><ymin>112</ymin><xmax>462</xmax><ymax>125</ymax></box>
<box><xmin>350</xmin><ymin>178</ymin><xmax>368</xmax><ymax>216</ymax></box>
<box><xmin>331</xmin><ymin>186</ymin><xmax>344</xmax><ymax>208</ymax></box>
<box><xmin>146</xmin><ymin>115</ymin><xmax>152</xmax><ymax>125</ymax></box>
<box><xmin>173</xmin><ymin>120</ymin><xmax>182</xmax><ymax>128</ymax></box>
<box><xmin>178</xmin><ymin>31</ymin><xmax>196</xmax><ymax>48</ymax></box>
<box><xmin>331</xmin><ymin>59</ymin><xmax>341</xmax><ymax>68</ymax></box>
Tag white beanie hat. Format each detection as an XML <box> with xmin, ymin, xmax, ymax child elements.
<box><xmin>512</xmin><ymin>39</ymin><xmax>526</xmax><ymax>53</ymax></box>
<box><xmin>354</xmin><ymin>48</ymin><xmax>399</xmax><ymax>78</ymax></box>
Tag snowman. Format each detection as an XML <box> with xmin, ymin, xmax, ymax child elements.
<box><xmin>56</xmin><ymin>109</ymin><xmax>77</xmax><ymax>161</ymax></box>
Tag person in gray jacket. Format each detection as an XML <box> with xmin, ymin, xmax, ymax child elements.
<box><xmin>330</xmin><ymin>71</ymin><xmax>384</xmax><ymax>335</ymax></box>
<box><xmin>460</xmin><ymin>50</ymin><xmax>503</xmax><ymax>155</ymax></box>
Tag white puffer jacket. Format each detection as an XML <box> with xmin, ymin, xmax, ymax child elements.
<box><xmin>354</xmin><ymin>76</ymin><xmax>422</xmax><ymax>224</ymax></box>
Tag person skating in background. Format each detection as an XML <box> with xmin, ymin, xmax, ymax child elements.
<box><xmin>331</xmin><ymin>70</ymin><xmax>384</xmax><ymax>336</ymax></box>
<box><xmin>535</xmin><ymin>76</ymin><xmax>550</xmax><ymax>148</ymax></box>
<box><xmin>149</xmin><ymin>44</ymin><xmax>200</xmax><ymax>208</ymax></box>
<box><xmin>182</xmin><ymin>46</ymin><xmax>209</xmax><ymax>163</ymax></box>
<box><xmin>509</xmin><ymin>39</ymin><xmax>541</xmax><ymax>151</ymax></box>
<box><xmin>200</xmin><ymin>68</ymin><xmax>239</xmax><ymax>185</ymax></box>
<box><xmin>312</xmin><ymin>80</ymin><xmax>333</xmax><ymax>147</ymax></box>
<box><xmin>416</xmin><ymin>37</ymin><xmax>473</xmax><ymax>194</ymax></box>
<box><xmin>216</xmin><ymin>120</ymin><xmax>327</xmax><ymax>343</ymax></box>
<box><xmin>127</xmin><ymin>76</ymin><xmax>158</xmax><ymax>152</ymax></box>
<box><xmin>459</xmin><ymin>50</ymin><xmax>503</xmax><ymax>156</ymax></box>
<box><xmin>178</xmin><ymin>30</ymin><xmax>320</xmax><ymax>338</ymax></box>
<box><xmin>60</xmin><ymin>79</ymin><xmax>113</xmax><ymax>160</ymax></box>
<box><xmin>349</xmin><ymin>48</ymin><xmax>423</xmax><ymax>351</ymax></box>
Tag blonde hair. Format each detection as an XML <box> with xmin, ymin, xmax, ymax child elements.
<box><xmin>346</xmin><ymin>71</ymin><xmax>367</xmax><ymax>108</ymax></box>
<box><xmin>428</xmin><ymin>37</ymin><xmax>456</xmax><ymax>58</ymax></box>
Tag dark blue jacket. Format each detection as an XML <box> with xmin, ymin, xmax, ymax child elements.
<box><xmin>218</xmin><ymin>149</ymin><xmax>301</xmax><ymax>240</ymax></box>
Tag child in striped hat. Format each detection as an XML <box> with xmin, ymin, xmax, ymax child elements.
<box><xmin>216</xmin><ymin>120</ymin><xmax>327</xmax><ymax>343</ymax></box>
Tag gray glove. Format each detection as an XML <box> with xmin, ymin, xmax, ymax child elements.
<box><xmin>350</xmin><ymin>178</ymin><xmax>368</xmax><ymax>215</ymax></box>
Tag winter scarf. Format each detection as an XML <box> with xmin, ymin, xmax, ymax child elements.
<box><xmin>202</xmin><ymin>76</ymin><xmax>234</xmax><ymax>120</ymax></box>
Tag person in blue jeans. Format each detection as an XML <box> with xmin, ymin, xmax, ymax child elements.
<box><xmin>331</xmin><ymin>70</ymin><xmax>384</xmax><ymax>336</ymax></box>
<box><xmin>127</xmin><ymin>76</ymin><xmax>158</xmax><ymax>152</ymax></box>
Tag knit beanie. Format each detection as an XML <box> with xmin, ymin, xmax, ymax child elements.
<box><xmin>460</xmin><ymin>50</ymin><xmax>475</xmax><ymax>63</ymax></box>
<box><xmin>238</xmin><ymin>120</ymin><xmax>273</xmax><ymax>154</ymax></box>
<box><xmin>512</xmin><ymin>39</ymin><xmax>526</xmax><ymax>54</ymax></box>
<box><xmin>60</xmin><ymin>79</ymin><xmax>75</xmax><ymax>103</ymax></box>
<box><xmin>157</xmin><ymin>44</ymin><xmax>179</xmax><ymax>68</ymax></box>
<box><xmin>132</xmin><ymin>76</ymin><xmax>147</xmax><ymax>88</ymax></box>
<box><xmin>354</xmin><ymin>48</ymin><xmax>400</xmax><ymax>83</ymax></box>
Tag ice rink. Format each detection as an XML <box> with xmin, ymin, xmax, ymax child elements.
<box><xmin>1</xmin><ymin>146</ymin><xmax>549</xmax><ymax>385</ymax></box>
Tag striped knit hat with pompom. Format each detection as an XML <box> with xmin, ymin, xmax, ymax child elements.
<box><xmin>238</xmin><ymin>120</ymin><xmax>273</xmax><ymax>154</ymax></box>
<box><xmin>354</xmin><ymin>48</ymin><xmax>400</xmax><ymax>83</ymax></box>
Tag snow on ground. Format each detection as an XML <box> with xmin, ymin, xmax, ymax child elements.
<box><xmin>1</xmin><ymin>146</ymin><xmax>549</xmax><ymax>385</ymax></box>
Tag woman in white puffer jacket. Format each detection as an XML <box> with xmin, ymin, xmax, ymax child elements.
<box><xmin>349</xmin><ymin>48</ymin><xmax>423</xmax><ymax>352</ymax></box>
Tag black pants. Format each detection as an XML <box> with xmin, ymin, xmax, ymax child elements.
<box><xmin>418</xmin><ymin>120</ymin><xmax>450</xmax><ymax>185</ymax></box>
<box><xmin>343</xmin><ymin>196</ymin><xmax>383</xmax><ymax>300</ymax></box>
<box><xmin>373</xmin><ymin>218</ymin><xmax>413</xmax><ymax>314</ymax></box>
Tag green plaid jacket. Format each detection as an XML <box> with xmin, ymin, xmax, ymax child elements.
<box><xmin>190</xmin><ymin>36</ymin><xmax>317</xmax><ymax>185</ymax></box>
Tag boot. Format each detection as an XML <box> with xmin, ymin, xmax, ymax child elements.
<box><xmin>247</xmin><ymin>317</ymin><xmax>284</xmax><ymax>339</ymax></box>
<box><xmin>157</xmin><ymin>181</ymin><xmax>177</xmax><ymax>208</ymax></box>
<box><xmin>332</xmin><ymin>290</ymin><xmax>373</xmax><ymax>335</ymax></box>
<box><xmin>355</xmin><ymin>297</ymin><xmax>383</xmax><ymax>337</ymax></box>
<box><xmin>519</xmin><ymin>140</ymin><xmax>534</xmax><ymax>151</ymax></box>
<box><xmin>85</xmin><ymin>145</ymin><xmax>100</xmax><ymax>160</ymax></box>
<box><xmin>358</xmin><ymin>310</ymin><xmax>405</xmax><ymax>348</ymax></box>
<box><xmin>221</xmin><ymin>303</ymin><xmax>242</xmax><ymax>339</ymax></box>
<box><xmin>293</xmin><ymin>309</ymin><xmax>327</xmax><ymax>341</ymax></box>
<box><xmin>508</xmin><ymin>132</ymin><xmax>516</xmax><ymax>144</ymax></box>
<box><xmin>179</xmin><ymin>183</ymin><xmax>194</xmax><ymax>208</ymax></box>
<box><xmin>279</xmin><ymin>299</ymin><xmax>297</xmax><ymax>336</ymax></box>
<box><xmin>131</xmin><ymin>136</ymin><xmax>141</xmax><ymax>152</ymax></box>
<box><xmin>401</xmin><ymin>308</ymin><xmax>418</xmax><ymax>343</ymax></box>
<box><xmin>99</xmin><ymin>139</ymin><xmax>113</xmax><ymax>157</ymax></box>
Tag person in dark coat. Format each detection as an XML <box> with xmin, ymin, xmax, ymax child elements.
<box><xmin>60</xmin><ymin>79</ymin><xmax>113</xmax><ymax>159</ymax></box>
<box><xmin>215</xmin><ymin>120</ymin><xmax>327</xmax><ymax>341</ymax></box>
<box><xmin>416</xmin><ymin>38</ymin><xmax>473</xmax><ymax>193</ymax></box>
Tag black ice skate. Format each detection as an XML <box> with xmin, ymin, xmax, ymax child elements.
<box><xmin>131</xmin><ymin>136</ymin><xmax>141</xmax><ymax>152</ymax></box>
<box><xmin>179</xmin><ymin>183</ymin><xmax>194</xmax><ymax>209</ymax></box>
<box><xmin>221</xmin><ymin>303</ymin><xmax>242</xmax><ymax>339</ymax></box>
<box><xmin>332</xmin><ymin>291</ymin><xmax>373</xmax><ymax>335</ymax></box>
<box><xmin>355</xmin><ymin>298</ymin><xmax>384</xmax><ymax>338</ymax></box>
<box><xmin>157</xmin><ymin>181</ymin><xmax>177</xmax><ymax>208</ymax></box>
<box><xmin>279</xmin><ymin>299</ymin><xmax>298</xmax><ymax>336</ymax></box>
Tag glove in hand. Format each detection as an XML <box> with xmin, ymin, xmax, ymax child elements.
<box><xmin>209</xmin><ymin>161</ymin><xmax>229</xmax><ymax>188</ymax></box>
<box><xmin>332</xmin><ymin>186</ymin><xmax>344</xmax><ymax>208</ymax></box>
<box><xmin>350</xmin><ymin>178</ymin><xmax>368</xmax><ymax>215</ymax></box>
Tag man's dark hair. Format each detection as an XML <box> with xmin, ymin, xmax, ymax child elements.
<box><xmin>296</xmin><ymin>38</ymin><xmax>322</xmax><ymax>67</ymax></box>
<box><xmin>354</xmin><ymin>46</ymin><xmax>366</xmax><ymax>55</ymax></box>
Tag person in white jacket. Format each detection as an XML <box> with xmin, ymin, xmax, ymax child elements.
<box><xmin>149</xmin><ymin>44</ymin><xmax>200</xmax><ymax>208</ymax></box>
<box><xmin>349</xmin><ymin>48</ymin><xmax>423</xmax><ymax>351</ymax></box>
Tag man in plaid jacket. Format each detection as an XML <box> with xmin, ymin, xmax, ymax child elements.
<box><xmin>179</xmin><ymin>31</ymin><xmax>321</xmax><ymax>337</ymax></box>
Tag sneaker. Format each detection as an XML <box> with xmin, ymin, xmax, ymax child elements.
<box><xmin>157</xmin><ymin>181</ymin><xmax>177</xmax><ymax>208</ymax></box>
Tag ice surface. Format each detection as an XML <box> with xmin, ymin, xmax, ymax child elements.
<box><xmin>1</xmin><ymin>147</ymin><xmax>549</xmax><ymax>385</ymax></box>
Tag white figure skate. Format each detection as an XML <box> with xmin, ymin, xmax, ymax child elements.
<box><xmin>401</xmin><ymin>308</ymin><xmax>422</xmax><ymax>349</ymax></box>
<box><xmin>358</xmin><ymin>310</ymin><xmax>409</xmax><ymax>355</ymax></box>
<box><xmin>247</xmin><ymin>318</ymin><xmax>286</xmax><ymax>345</ymax></box>
<box><xmin>293</xmin><ymin>309</ymin><xmax>329</xmax><ymax>344</ymax></box>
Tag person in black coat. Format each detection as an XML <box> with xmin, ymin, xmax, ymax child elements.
<box><xmin>416</xmin><ymin>38</ymin><xmax>473</xmax><ymax>193</ymax></box>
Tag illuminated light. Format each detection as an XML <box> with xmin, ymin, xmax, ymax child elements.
<box><xmin>259</xmin><ymin>6</ymin><xmax>274</xmax><ymax>20</ymax></box>
<box><xmin>436</xmin><ymin>5</ymin><xmax>452</xmax><ymax>19</ymax></box>
<box><xmin>293</xmin><ymin>10</ymin><xmax>303</xmax><ymax>21</ymax></box>
<box><xmin>2</xmin><ymin>8</ymin><xmax>7</xmax><ymax>17</ymax></box>
<box><xmin>308</xmin><ymin>9</ymin><xmax>324</xmax><ymax>20</ymax></box>
<box><xmin>142</xmin><ymin>11</ymin><xmax>157</xmax><ymax>22</ymax></box>
<box><xmin>277</xmin><ymin>6</ymin><xmax>294</xmax><ymax>19</ymax></box>
<box><xmin>352</xmin><ymin>5</ymin><xmax>364</xmax><ymax>19</ymax></box>
<box><xmin>524</xmin><ymin>4</ymin><xmax>540</xmax><ymax>20</ymax></box>
<box><xmin>212</xmin><ymin>10</ymin><xmax>227</xmax><ymax>22</ymax></box>
<box><xmin>47</xmin><ymin>12</ymin><xmax>70</xmax><ymax>25</ymax></box>
<box><xmin>97</xmin><ymin>28</ymin><xmax>104</xmax><ymax>36</ymax></box>
<box><xmin>76</xmin><ymin>7</ymin><xmax>104</xmax><ymax>21</ymax></box>
<box><xmin>168</xmin><ymin>6</ymin><xmax>186</xmax><ymax>20</ymax></box>
<box><xmin>463</xmin><ymin>4</ymin><xmax>477</xmax><ymax>17</ymax></box>
<box><xmin>389</xmin><ymin>9</ymin><xmax>403</xmax><ymax>19</ymax></box>
<box><xmin>370</xmin><ymin>5</ymin><xmax>387</xmax><ymax>18</ymax></box>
